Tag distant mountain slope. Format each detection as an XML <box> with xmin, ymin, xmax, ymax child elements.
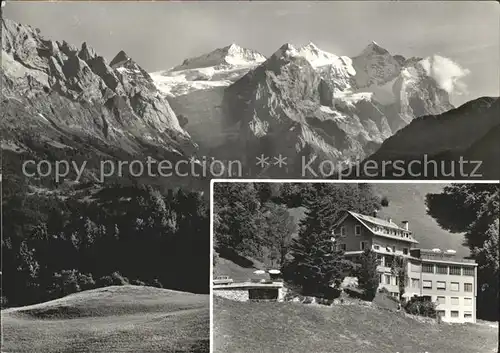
<box><xmin>360</xmin><ymin>97</ymin><xmax>500</xmax><ymax>179</ymax></box>
<box><xmin>2</xmin><ymin>285</ymin><xmax>209</xmax><ymax>353</ymax></box>
<box><xmin>371</xmin><ymin>183</ymin><xmax>469</xmax><ymax>257</ymax></box>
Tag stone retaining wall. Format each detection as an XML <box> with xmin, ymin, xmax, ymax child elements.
<box><xmin>214</xmin><ymin>286</ymin><xmax>287</xmax><ymax>302</ymax></box>
<box><xmin>214</xmin><ymin>288</ymin><xmax>249</xmax><ymax>302</ymax></box>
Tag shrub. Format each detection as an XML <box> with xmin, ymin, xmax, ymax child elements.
<box><xmin>344</xmin><ymin>287</ymin><xmax>365</xmax><ymax>300</ymax></box>
<box><xmin>48</xmin><ymin>270</ymin><xmax>95</xmax><ymax>299</ymax></box>
<box><xmin>381</xmin><ymin>196</ymin><xmax>390</xmax><ymax>207</ymax></box>
<box><xmin>378</xmin><ymin>287</ymin><xmax>390</xmax><ymax>294</ymax></box>
<box><xmin>150</xmin><ymin>279</ymin><xmax>163</xmax><ymax>288</ymax></box>
<box><xmin>77</xmin><ymin>273</ymin><xmax>96</xmax><ymax>291</ymax></box>
<box><xmin>54</xmin><ymin>270</ymin><xmax>79</xmax><ymax>296</ymax></box>
<box><xmin>97</xmin><ymin>272</ymin><xmax>129</xmax><ymax>287</ymax></box>
<box><xmin>404</xmin><ymin>296</ymin><xmax>437</xmax><ymax>318</ymax></box>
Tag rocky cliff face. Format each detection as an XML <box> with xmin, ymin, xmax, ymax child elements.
<box><xmin>1</xmin><ymin>18</ymin><xmax>200</xmax><ymax>188</ymax></box>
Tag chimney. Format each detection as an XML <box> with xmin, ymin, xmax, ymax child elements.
<box><xmin>373</xmin><ymin>209</ymin><xmax>378</xmax><ymax>218</ymax></box>
<box><xmin>402</xmin><ymin>221</ymin><xmax>409</xmax><ymax>230</ymax></box>
<box><xmin>388</xmin><ymin>218</ymin><xmax>392</xmax><ymax>223</ymax></box>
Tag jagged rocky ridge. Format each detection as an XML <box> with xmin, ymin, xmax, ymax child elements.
<box><xmin>1</xmin><ymin>18</ymin><xmax>201</xmax><ymax>188</ymax></box>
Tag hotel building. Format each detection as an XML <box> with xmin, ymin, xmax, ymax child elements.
<box><xmin>332</xmin><ymin>210</ymin><xmax>477</xmax><ymax>323</ymax></box>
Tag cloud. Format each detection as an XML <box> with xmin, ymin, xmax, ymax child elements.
<box><xmin>420</xmin><ymin>55</ymin><xmax>470</xmax><ymax>95</ymax></box>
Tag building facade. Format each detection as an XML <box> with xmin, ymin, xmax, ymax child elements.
<box><xmin>332</xmin><ymin>210</ymin><xmax>478</xmax><ymax>323</ymax></box>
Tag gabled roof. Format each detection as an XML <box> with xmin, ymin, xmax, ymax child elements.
<box><xmin>349</xmin><ymin>211</ymin><xmax>408</xmax><ymax>232</ymax></box>
<box><xmin>335</xmin><ymin>210</ymin><xmax>419</xmax><ymax>244</ymax></box>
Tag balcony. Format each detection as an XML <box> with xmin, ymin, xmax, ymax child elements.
<box><xmin>419</xmin><ymin>253</ymin><xmax>476</xmax><ymax>264</ymax></box>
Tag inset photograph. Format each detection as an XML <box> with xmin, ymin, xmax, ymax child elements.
<box><xmin>212</xmin><ymin>182</ymin><xmax>499</xmax><ymax>353</ymax></box>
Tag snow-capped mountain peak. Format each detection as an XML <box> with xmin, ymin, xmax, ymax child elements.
<box><xmin>222</xmin><ymin>43</ymin><xmax>267</xmax><ymax>66</ymax></box>
<box><xmin>171</xmin><ymin>43</ymin><xmax>266</xmax><ymax>71</ymax></box>
<box><xmin>361</xmin><ymin>41</ymin><xmax>390</xmax><ymax>56</ymax></box>
<box><xmin>271</xmin><ymin>43</ymin><xmax>299</xmax><ymax>59</ymax></box>
<box><xmin>352</xmin><ymin>41</ymin><xmax>401</xmax><ymax>88</ymax></box>
<box><xmin>297</xmin><ymin>42</ymin><xmax>340</xmax><ymax>68</ymax></box>
<box><xmin>110</xmin><ymin>50</ymin><xmax>132</xmax><ymax>68</ymax></box>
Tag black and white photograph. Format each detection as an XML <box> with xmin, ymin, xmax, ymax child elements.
<box><xmin>212</xmin><ymin>181</ymin><xmax>499</xmax><ymax>353</ymax></box>
<box><xmin>0</xmin><ymin>1</ymin><xmax>499</xmax><ymax>353</ymax></box>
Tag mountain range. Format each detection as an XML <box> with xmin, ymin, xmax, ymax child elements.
<box><xmin>2</xmin><ymin>17</ymin><xmax>498</xmax><ymax>185</ymax></box>
<box><xmin>152</xmin><ymin>40</ymin><xmax>459</xmax><ymax>177</ymax></box>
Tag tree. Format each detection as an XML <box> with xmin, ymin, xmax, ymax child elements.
<box><xmin>262</xmin><ymin>202</ymin><xmax>296</xmax><ymax>267</ymax></box>
<box><xmin>282</xmin><ymin>184</ymin><xmax>380</xmax><ymax>297</ymax></box>
<box><xmin>254</xmin><ymin>183</ymin><xmax>274</xmax><ymax>204</ymax></box>
<box><xmin>381</xmin><ymin>196</ymin><xmax>390</xmax><ymax>207</ymax></box>
<box><xmin>357</xmin><ymin>249</ymin><xmax>380</xmax><ymax>301</ymax></box>
<box><xmin>213</xmin><ymin>183</ymin><xmax>265</xmax><ymax>257</ymax></box>
<box><xmin>283</xmin><ymin>230</ymin><xmax>352</xmax><ymax>297</ymax></box>
<box><xmin>391</xmin><ymin>255</ymin><xmax>408</xmax><ymax>301</ymax></box>
<box><xmin>426</xmin><ymin>184</ymin><xmax>499</xmax><ymax>321</ymax></box>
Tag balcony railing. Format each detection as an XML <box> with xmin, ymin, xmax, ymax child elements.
<box><xmin>419</xmin><ymin>253</ymin><xmax>476</xmax><ymax>264</ymax></box>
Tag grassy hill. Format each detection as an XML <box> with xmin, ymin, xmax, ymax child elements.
<box><xmin>1</xmin><ymin>285</ymin><xmax>209</xmax><ymax>353</ymax></box>
<box><xmin>372</xmin><ymin>183</ymin><xmax>469</xmax><ymax>257</ymax></box>
<box><xmin>214</xmin><ymin>255</ymin><xmax>268</xmax><ymax>282</ymax></box>
<box><xmin>213</xmin><ymin>296</ymin><xmax>498</xmax><ymax>353</ymax></box>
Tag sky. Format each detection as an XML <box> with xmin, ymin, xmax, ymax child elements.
<box><xmin>3</xmin><ymin>1</ymin><xmax>499</xmax><ymax>105</ymax></box>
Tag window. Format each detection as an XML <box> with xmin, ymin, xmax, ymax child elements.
<box><xmin>437</xmin><ymin>281</ymin><xmax>446</xmax><ymax>290</ymax></box>
<box><xmin>384</xmin><ymin>274</ymin><xmax>391</xmax><ymax>285</ymax></box>
<box><xmin>464</xmin><ymin>311</ymin><xmax>472</xmax><ymax>319</ymax></box>
<box><xmin>411</xmin><ymin>278</ymin><xmax>420</xmax><ymax>288</ymax></box>
<box><xmin>373</xmin><ymin>245</ymin><xmax>380</xmax><ymax>250</ymax></box>
<box><xmin>392</xmin><ymin>246</ymin><xmax>396</xmax><ymax>253</ymax></box>
<box><xmin>339</xmin><ymin>244</ymin><xmax>347</xmax><ymax>251</ymax></box>
<box><xmin>463</xmin><ymin>267</ymin><xmax>474</xmax><ymax>276</ymax></box>
<box><xmin>449</xmin><ymin>266</ymin><xmax>461</xmax><ymax>275</ymax></box>
<box><xmin>436</xmin><ymin>265</ymin><xmax>448</xmax><ymax>274</ymax></box>
<box><xmin>451</xmin><ymin>311</ymin><xmax>459</xmax><ymax>318</ymax></box>
<box><xmin>377</xmin><ymin>255</ymin><xmax>384</xmax><ymax>266</ymax></box>
<box><xmin>450</xmin><ymin>282</ymin><xmax>459</xmax><ymax>291</ymax></box>
<box><xmin>464</xmin><ymin>298</ymin><xmax>472</xmax><ymax>306</ymax></box>
<box><xmin>464</xmin><ymin>283</ymin><xmax>473</xmax><ymax>292</ymax></box>
<box><xmin>355</xmin><ymin>225</ymin><xmax>361</xmax><ymax>236</ymax></box>
<box><xmin>422</xmin><ymin>263</ymin><xmax>434</xmax><ymax>273</ymax></box>
<box><xmin>437</xmin><ymin>296</ymin><xmax>446</xmax><ymax>305</ymax></box>
<box><xmin>423</xmin><ymin>280</ymin><xmax>432</xmax><ymax>289</ymax></box>
<box><xmin>437</xmin><ymin>310</ymin><xmax>446</xmax><ymax>318</ymax></box>
<box><xmin>391</xmin><ymin>276</ymin><xmax>399</xmax><ymax>286</ymax></box>
<box><xmin>340</xmin><ymin>226</ymin><xmax>346</xmax><ymax>237</ymax></box>
<box><xmin>451</xmin><ymin>297</ymin><xmax>459</xmax><ymax>305</ymax></box>
<box><xmin>385</xmin><ymin>256</ymin><xmax>393</xmax><ymax>268</ymax></box>
<box><xmin>360</xmin><ymin>241</ymin><xmax>367</xmax><ymax>250</ymax></box>
<box><xmin>403</xmin><ymin>248</ymin><xmax>409</xmax><ymax>255</ymax></box>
